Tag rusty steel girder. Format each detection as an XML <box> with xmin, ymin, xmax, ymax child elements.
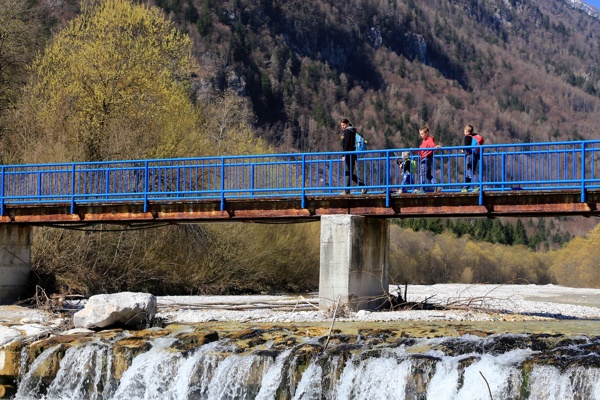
<box><xmin>1</xmin><ymin>189</ymin><xmax>599</xmax><ymax>226</ymax></box>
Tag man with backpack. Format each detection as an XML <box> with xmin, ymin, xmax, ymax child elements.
<box><xmin>340</xmin><ymin>118</ymin><xmax>367</xmax><ymax>194</ymax></box>
<box><xmin>461</xmin><ymin>124</ymin><xmax>483</xmax><ymax>193</ymax></box>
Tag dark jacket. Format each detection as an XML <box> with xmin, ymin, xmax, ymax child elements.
<box><xmin>402</xmin><ymin>158</ymin><xmax>411</xmax><ymax>174</ymax></box>
<box><xmin>464</xmin><ymin>134</ymin><xmax>474</xmax><ymax>155</ymax></box>
<box><xmin>341</xmin><ymin>126</ymin><xmax>357</xmax><ymax>152</ymax></box>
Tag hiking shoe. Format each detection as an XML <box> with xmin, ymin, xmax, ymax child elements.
<box><xmin>472</xmin><ymin>187</ymin><xmax>480</xmax><ymax>193</ymax></box>
<box><xmin>461</xmin><ymin>188</ymin><xmax>468</xmax><ymax>193</ymax></box>
<box><xmin>413</xmin><ymin>189</ymin><xmax>425</xmax><ymax>194</ymax></box>
<box><xmin>341</xmin><ymin>190</ymin><xmax>350</xmax><ymax>195</ymax></box>
<box><xmin>435</xmin><ymin>187</ymin><xmax>443</xmax><ymax>193</ymax></box>
<box><xmin>361</xmin><ymin>188</ymin><xmax>368</xmax><ymax>194</ymax></box>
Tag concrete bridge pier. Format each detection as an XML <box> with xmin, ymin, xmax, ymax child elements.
<box><xmin>319</xmin><ymin>215</ymin><xmax>389</xmax><ymax>311</ymax></box>
<box><xmin>0</xmin><ymin>225</ymin><xmax>32</xmax><ymax>304</ymax></box>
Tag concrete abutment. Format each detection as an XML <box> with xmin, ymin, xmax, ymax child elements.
<box><xmin>319</xmin><ymin>215</ymin><xmax>389</xmax><ymax>311</ymax></box>
<box><xmin>0</xmin><ymin>225</ymin><xmax>32</xmax><ymax>304</ymax></box>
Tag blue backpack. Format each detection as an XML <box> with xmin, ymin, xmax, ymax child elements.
<box><xmin>355</xmin><ymin>132</ymin><xmax>367</xmax><ymax>151</ymax></box>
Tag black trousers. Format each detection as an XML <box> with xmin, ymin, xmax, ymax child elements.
<box><xmin>344</xmin><ymin>154</ymin><xmax>363</xmax><ymax>186</ymax></box>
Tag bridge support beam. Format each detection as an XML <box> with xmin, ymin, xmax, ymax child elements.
<box><xmin>0</xmin><ymin>225</ymin><xmax>32</xmax><ymax>304</ymax></box>
<box><xmin>319</xmin><ymin>215</ymin><xmax>389</xmax><ymax>311</ymax></box>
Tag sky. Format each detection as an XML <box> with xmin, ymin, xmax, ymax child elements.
<box><xmin>587</xmin><ymin>0</ymin><xmax>600</xmax><ymax>11</ymax></box>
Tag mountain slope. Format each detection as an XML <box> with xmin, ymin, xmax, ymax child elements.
<box><xmin>153</xmin><ymin>0</ymin><xmax>600</xmax><ymax>152</ymax></box>
<box><xmin>28</xmin><ymin>0</ymin><xmax>600</xmax><ymax>152</ymax></box>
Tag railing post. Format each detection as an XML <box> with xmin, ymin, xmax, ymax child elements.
<box><xmin>591</xmin><ymin>143</ymin><xmax>595</xmax><ymax>195</ymax></box>
<box><xmin>385</xmin><ymin>152</ymin><xmax>390</xmax><ymax>207</ymax></box>
<box><xmin>37</xmin><ymin>168</ymin><xmax>42</xmax><ymax>203</ymax></box>
<box><xmin>328</xmin><ymin>159</ymin><xmax>333</xmax><ymax>194</ymax></box>
<box><xmin>478</xmin><ymin>148</ymin><xmax>484</xmax><ymax>205</ymax></box>
<box><xmin>143</xmin><ymin>161</ymin><xmax>149</xmax><ymax>213</ymax></box>
<box><xmin>301</xmin><ymin>154</ymin><xmax>306</xmax><ymax>209</ymax></box>
<box><xmin>176</xmin><ymin>167</ymin><xmax>180</xmax><ymax>199</ymax></box>
<box><xmin>220</xmin><ymin>157</ymin><xmax>225</xmax><ymax>211</ymax></box>
<box><xmin>105</xmin><ymin>165</ymin><xmax>110</xmax><ymax>200</ymax></box>
<box><xmin>0</xmin><ymin>166</ymin><xmax>5</xmax><ymax>217</ymax></box>
<box><xmin>250</xmin><ymin>164</ymin><xmax>255</xmax><ymax>197</ymax></box>
<box><xmin>70</xmin><ymin>164</ymin><xmax>76</xmax><ymax>214</ymax></box>
<box><xmin>501</xmin><ymin>152</ymin><xmax>506</xmax><ymax>192</ymax></box>
<box><xmin>581</xmin><ymin>143</ymin><xmax>586</xmax><ymax>203</ymax></box>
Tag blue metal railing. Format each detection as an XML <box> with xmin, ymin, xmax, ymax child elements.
<box><xmin>1</xmin><ymin>140</ymin><xmax>599</xmax><ymax>213</ymax></box>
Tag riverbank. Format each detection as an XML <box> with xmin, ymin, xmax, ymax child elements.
<box><xmin>0</xmin><ymin>284</ymin><xmax>599</xmax><ymax>342</ymax></box>
<box><xmin>157</xmin><ymin>284</ymin><xmax>600</xmax><ymax>322</ymax></box>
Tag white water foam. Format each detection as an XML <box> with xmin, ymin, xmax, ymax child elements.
<box><xmin>527</xmin><ymin>365</ymin><xmax>600</xmax><ymax>400</ymax></box>
<box><xmin>291</xmin><ymin>360</ymin><xmax>323</xmax><ymax>399</ymax></box>
<box><xmin>450</xmin><ymin>350</ymin><xmax>531</xmax><ymax>400</ymax></box>
<box><xmin>167</xmin><ymin>341</ymin><xmax>222</xmax><ymax>399</ymax></box>
<box><xmin>15</xmin><ymin>345</ymin><xmax>62</xmax><ymax>400</ymax></box>
<box><xmin>333</xmin><ymin>354</ymin><xmax>413</xmax><ymax>399</ymax></box>
<box><xmin>44</xmin><ymin>342</ymin><xmax>113</xmax><ymax>400</ymax></box>
<box><xmin>112</xmin><ymin>337</ymin><xmax>183</xmax><ymax>400</ymax></box>
<box><xmin>11</xmin><ymin>334</ymin><xmax>600</xmax><ymax>400</ymax></box>
<box><xmin>255</xmin><ymin>349</ymin><xmax>293</xmax><ymax>399</ymax></box>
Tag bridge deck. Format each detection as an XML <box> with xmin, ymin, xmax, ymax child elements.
<box><xmin>5</xmin><ymin>189</ymin><xmax>600</xmax><ymax>225</ymax></box>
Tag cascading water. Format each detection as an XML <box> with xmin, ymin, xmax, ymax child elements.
<box><xmin>11</xmin><ymin>329</ymin><xmax>600</xmax><ymax>400</ymax></box>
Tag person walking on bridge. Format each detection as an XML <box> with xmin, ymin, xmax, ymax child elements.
<box><xmin>340</xmin><ymin>119</ymin><xmax>367</xmax><ymax>194</ymax></box>
<box><xmin>461</xmin><ymin>124</ymin><xmax>482</xmax><ymax>193</ymax></box>
<box><xmin>414</xmin><ymin>126</ymin><xmax>441</xmax><ymax>194</ymax></box>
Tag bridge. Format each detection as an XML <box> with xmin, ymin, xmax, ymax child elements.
<box><xmin>1</xmin><ymin>140</ymin><xmax>599</xmax><ymax>308</ymax></box>
<box><xmin>2</xmin><ymin>140</ymin><xmax>600</xmax><ymax>224</ymax></box>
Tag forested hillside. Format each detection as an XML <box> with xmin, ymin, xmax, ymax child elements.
<box><xmin>1</xmin><ymin>0</ymin><xmax>599</xmax><ymax>295</ymax></box>
<box><xmin>153</xmin><ymin>0</ymin><xmax>600</xmax><ymax>151</ymax></box>
<box><xmin>9</xmin><ymin>0</ymin><xmax>600</xmax><ymax>151</ymax></box>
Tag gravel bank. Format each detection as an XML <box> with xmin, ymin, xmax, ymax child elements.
<box><xmin>156</xmin><ymin>284</ymin><xmax>600</xmax><ymax>324</ymax></box>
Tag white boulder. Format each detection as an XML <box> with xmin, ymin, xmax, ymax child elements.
<box><xmin>73</xmin><ymin>292</ymin><xmax>157</xmax><ymax>329</ymax></box>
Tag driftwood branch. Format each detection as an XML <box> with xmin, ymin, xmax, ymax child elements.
<box><xmin>479</xmin><ymin>371</ymin><xmax>494</xmax><ymax>400</ymax></box>
<box><xmin>323</xmin><ymin>295</ymin><xmax>341</xmax><ymax>352</ymax></box>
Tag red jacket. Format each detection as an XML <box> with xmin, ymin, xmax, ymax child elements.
<box><xmin>419</xmin><ymin>136</ymin><xmax>437</xmax><ymax>159</ymax></box>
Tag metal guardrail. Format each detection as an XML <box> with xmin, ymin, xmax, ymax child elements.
<box><xmin>1</xmin><ymin>140</ymin><xmax>599</xmax><ymax>214</ymax></box>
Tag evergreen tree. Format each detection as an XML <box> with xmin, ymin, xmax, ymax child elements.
<box><xmin>489</xmin><ymin>220</ymin><xmax>505</xmax><ymax>244</ymax></box>
<box><xmin>513</xmin><ymin>220</ymin><xmax>529</xmax><ymax>246</ymax></box>
<box><xmin>425</xmin><ymin>219</ymin><xmax>445</xmax><ymax>234</ymax></box>
<box><xmin>503</xmin><ymin>222</ymin><xmax>515</xmax><ymax>245</ymax></box>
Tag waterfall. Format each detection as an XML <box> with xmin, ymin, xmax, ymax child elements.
<box><xmin>425</xmin><ymin>350</ymin><xmax>531</xmax><ymax>399</ymax></box>
<box><xmin>10</xmin><ymin>332</ymin><xmax>600</xmax><ymax>400</ymax></box>
<box><xmin>527</xmin><ymin>366</ymin><xmax>600</xmax><ymax>399</ymax></box>
<box><xmin>16</xmin><ymin>345</ymin><xmax>61</xmax><ymax>399</ymax></box>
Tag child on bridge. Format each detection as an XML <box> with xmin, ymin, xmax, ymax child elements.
<box><xmin>414</xmin><ymin>126</ymin><xmax>441</xmax><ymax>194</ymax></box>
<box><xmin>397</xmin><ymin>151</ymin><xmax>414</xmax><ymax>194</ymax></box>
<box><xmin>461</xmin><ymin>124</ymin><xmax>483</xmax><ymax>193</ymax></box>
